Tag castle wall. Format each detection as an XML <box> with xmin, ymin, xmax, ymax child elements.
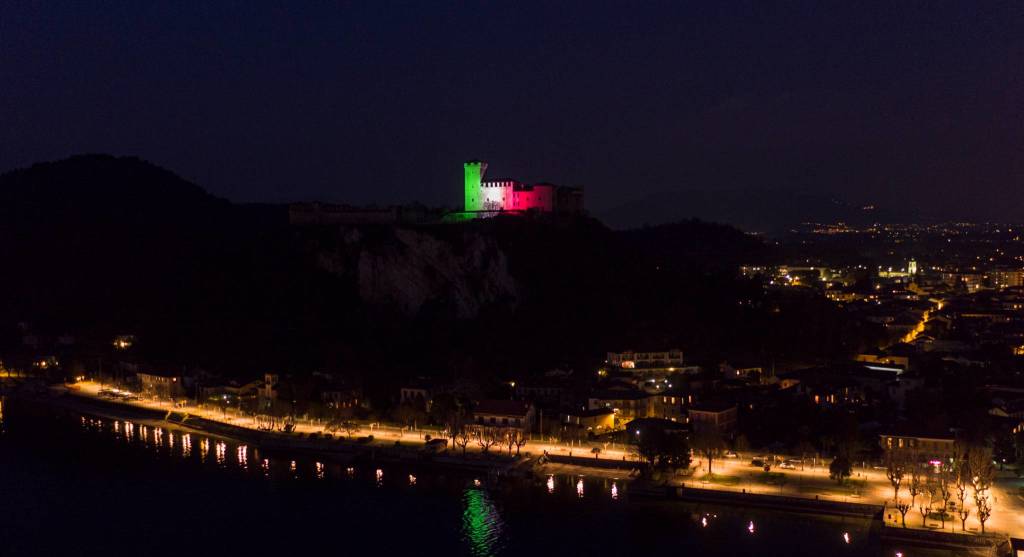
<box><xmin>481</xmin><ymin>181</ymin><xmax>514</xmax><ymax>211</ymax></box>
<box><xmin>463</xmin><ymin>161</ymin><xmax>488</xmax><ymax>212</ymax></box>
<box><xmin>510</xmin><ymin>184</ymin><xmax>555</xmax><ymax>211</ymax></box>
<box><xmin>462</xmin><ymin>161</ymin><xmax>582</xmax><ymax>217</ymax></box>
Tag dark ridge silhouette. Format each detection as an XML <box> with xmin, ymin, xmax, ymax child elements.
<box><xmin>599</xmin><ymin>188</ymin><xmax>923</xmax><ymax>233</ymax></box>
<box><xmin>0</xmin><ymin>155</ymin><xmax>879</xmax><ymax>408</ymax></box>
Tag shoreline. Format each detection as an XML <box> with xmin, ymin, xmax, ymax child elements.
<box><xmin>19</xmin><ymin>390</ymin><xmax>1017</xmax><ymax>556</ymax></box>
<box><xmin>27</xmin><ymin>391</ymin><xmax>531</xmax><ymax>474</ymax></box>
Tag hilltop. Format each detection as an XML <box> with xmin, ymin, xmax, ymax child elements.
<box><xmin>0</xmin><ymin>155</ymin><xmax>876</xmax><ymax>404</ymax></box>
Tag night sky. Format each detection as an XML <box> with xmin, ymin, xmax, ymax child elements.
<box><xmin>3</xmin><ymin>2</ymin><xmax>1022</xmax><ymax>220</ymax></box>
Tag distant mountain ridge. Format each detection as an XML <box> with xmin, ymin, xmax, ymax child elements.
<box><xmin>0</xmin><ymin>154</ymin><xmax>228</xmax><ymax>223</ymax></box>
<box><xmin>599</xmin><ymin>188</ymin><xmax>922</xmax><ymax>234</ymax></box>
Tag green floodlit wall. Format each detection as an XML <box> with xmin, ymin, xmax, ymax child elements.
<box><xmin>463</xmin><ymin>161</ymin><xmax>487</xmax><ymax>212</ymax></box>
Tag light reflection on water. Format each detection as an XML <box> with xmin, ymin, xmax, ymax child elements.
<box><xmin>215</xmin><ymin>441</ymin><xmax>226</xmax><ymax>465</ymax></box>
<box><xmin>26</xmin><ymin>409</ymin><xmax>884</xmax><ymax>557</ymax></box>
<box><xmin>461</xmin><ymin>487</ymin><xmax>504</xmax><ymax>557</ymax></box>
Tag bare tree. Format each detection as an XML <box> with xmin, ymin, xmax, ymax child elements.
<box><xmin>918</xmin><ymin>486</ymin><xmax>933</xmax><ymax>528</ymax></box>
<box><xmin>342</xmin><ymin>420</ymin><xmax>360</xmax><ymax>439</ymax></box>
<box><xmin>476</xmin><ymin>428</ymin><xmax>499</xmax><ymax>454</ymax></box>
<box><xmin>895</xmin><ymin>499</ymin><xmax>912</xmax><ymax>528</ymax></box>
<box><xmin>958</xmin><ymin>504</ymin><xmax>971</xmax><ymax>533</ymax></box>
<box><xmin>692</xmin><ymin>427</ymin><xmax>725</xmax><ymax>475</ymax></box>
<box><xmin>968</xmin><ymin>445</ymin><xmax>996</xmax><ymax>494</ymax></box>
<box><xmin>975</xmin><ymin>492</ymin><xmax>992</xmax><ymax>533</ymax></box>
<box><xmin>936</xmin><ymin>464</ymin><xmax>952</xmax><ymax>529</ymax></box>
<box><xmin>453</xmin><ymin>429</ymin><xmax>471</xmax><ymax>458</ymax></box>
<box><xmin>513</xmin><ymin>430</ymin><xmax>528</xmax><ymax>456</ymax></box>
<box><xmin>968</xmin><ymin>445</ymin><xmax>996</xmax><ymax>533</ymax></box>
<box><xmin>955</xmin><ymin>452</ymin><xmax>972</xmax><ymax>532</ymax></box>
<box><xmin>886</xmin><ymin>451</ymin><xmax>907</xmax><ymax>502</ymax></box>
<box><xmin>255</xmin><ymin>412</ymin><xmax>278</xmax><ymax>431</ymax></box>
<box><xmin>908</xmin><ymin>461</ymin><xmax>923</xmax><ymax>510</ymax></box>
<box><xmin>956</xmin><ymin>477</ymin><xmax>971</xmax><ymax>531</ymax></box>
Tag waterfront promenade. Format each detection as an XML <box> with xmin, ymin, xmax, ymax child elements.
<box><xmin>59</xmin><ymin>380</ymin><xmax>1024</xmax><ymax>539</ymax></box>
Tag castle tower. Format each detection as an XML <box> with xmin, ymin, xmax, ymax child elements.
<box><xmin>908</xmin><ymin>259</ymin><xmax>918</xmax><ymax>277</ymax></box>
<box><xmin>464</xmin><ymin>161</ymin><xmax>487</xmax><ymax>212</ymax></box>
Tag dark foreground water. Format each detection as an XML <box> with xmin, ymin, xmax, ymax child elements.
<box><xmin>0</xmin><ymin>398</ymin><xmax>881</xmax><ymax>556</ymax></box>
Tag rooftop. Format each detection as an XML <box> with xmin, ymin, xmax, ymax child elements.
<box><xmin>474</xmin><ymin>399</ymin><xmax>531</xmax><ymax>417</ymax></box>
<box><xmin>689</xmin><ymin>401</ymin><xmax>737</xmax><ymax>413</ymax></box>
<box><xmin>565</xmin><ymin>407</ymin><xmax>615</xmax><ymax>418</ymax></box>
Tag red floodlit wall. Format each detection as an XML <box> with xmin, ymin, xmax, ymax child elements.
<box><xmin>510</xmin><ymin>184</ymin><xmax>555</xmax><ymax>211</ymax></box>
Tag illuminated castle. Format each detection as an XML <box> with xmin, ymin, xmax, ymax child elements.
<box><xmin>461</xmin><ymin>161</ymin><xmax>583</xmax><ymax>217</ymax></box>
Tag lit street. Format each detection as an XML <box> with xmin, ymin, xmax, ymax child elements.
<box><xmin>68</xmin><ymin>380</ymin><xmax>1024</xmax><ymax>537</ymax></box>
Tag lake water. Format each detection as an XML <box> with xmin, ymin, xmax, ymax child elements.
<box><xmin>0</xmin><ymin>398</ymin><xmax>882</xmax><ymax>556</ymax></box>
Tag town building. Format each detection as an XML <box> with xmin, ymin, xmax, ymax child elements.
<box><xmin>199</xmin><ymin>378</ymin><xmax>262</xmax><ymax>408</ymax></box>
<box><xmin>607</xmin><ymin>349</ymin><xmax>683</xmax><ymax>370</ymax></box>
<box><xmin>561</xmin><ymin>407</ymin><xmax>615</xmax><ymax>432</ymax></box>
<box><xmin>472</xmin><ymin>400</ymin><xmax>536</xmax><ymax>432</ymax></box>
<box><xmin>399</xmin><ymin>379</ymin><xmax>451</xmax><ymax>412</ymax></box>
<box><xmin>321</xmin><ymin>387</ymin><xmax>363</xmax><ymax>411</ymax></box>
<box><xmin>688</xmin><ymin>402</ymin><xmax>738</xmax><ymax>436</ymax></box>
<box><xmin>991</xmin><ymin>268</ymin><xmax>1024</xmax><ymax>289</ymax></box>
<box><xmin>854</xmin><ymin>352</ymin><xmax>910</xmax><ymax>371</ymax></box>
<box><xmin>605</xmin><ymin>349</ymin><xmax>686</xmax><ymax>381</ymax></box>
<box><xmin>260</xmin><ymin>373</ymin><xmax>279</xmax><ymax>404</ymax></box>
<box><xmin>879</xmin><ymin>428</ymin><xmax>957</xmax><ymax>462</ymax></box>
<box><xmin>136</xmin><ymin>369</ymin><xmax>186</xmax><ymax>401</ymax></box>
<box><xmin>513</xmin><ymin>374</ymin><xmax>571</xmax><ymax>408</ymax></box>
<box><xmin>588</xmin><ymin>388</ymin><xmax>655</xmax><ymax>423</ymax></box>
<box><xmin>878</xmin><ymin>259</ymin><xmax>919</xmax><ymax>281</ymax></box>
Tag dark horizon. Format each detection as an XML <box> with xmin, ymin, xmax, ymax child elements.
<box><xmin>3</xmin><ymin>2</ymin><xmax>1022</xmax><ymax>221</ymax></box>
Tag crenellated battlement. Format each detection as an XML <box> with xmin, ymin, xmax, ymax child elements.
<box><xmin>462</xmin><ymin>160</ymin><xmax>583</xmax><ymax>218</ymax></box>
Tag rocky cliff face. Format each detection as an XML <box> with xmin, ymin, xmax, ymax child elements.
<box><xmin>315</xmin><ymin>226</ymin><xmax>517</xmax><ymax>318</ymax></box>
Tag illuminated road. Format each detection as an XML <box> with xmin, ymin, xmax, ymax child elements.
<box><xmin>67</xmin><ymin>380</ymin><xmax>1022</xmax><ymax>536</ymax></box>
